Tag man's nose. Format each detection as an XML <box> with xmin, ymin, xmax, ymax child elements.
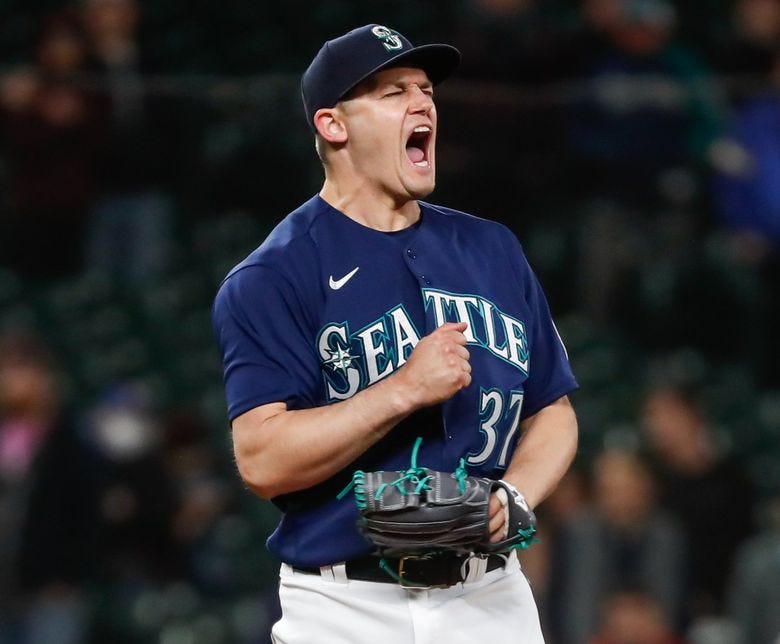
<box><xmin>408</xmin><ymin>85</ymin><xmax>433</xmax><ymax>113</ymax></box>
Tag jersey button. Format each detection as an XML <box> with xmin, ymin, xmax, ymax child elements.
<box><xmin>406</xmin><ymin>248</ymin><xmax>417</xmax><ymax>259</ymax></box>
<box><xmin>419</xmin><ymin>275</ymin><xmax>432</xmax><ymax>286</ymax></box>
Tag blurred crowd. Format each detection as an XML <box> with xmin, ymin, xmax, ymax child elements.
<box><xmin>1</xmin><ymin>0</ymin><xmax>780</xmax><ymax>642</ymax></box>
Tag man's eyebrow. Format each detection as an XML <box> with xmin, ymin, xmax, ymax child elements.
<box><xmin>383</xmin><ymin>79</ymin><xmax>434</xmax><ymax>90</ymax></box>
<box><xmin>345</xmin><ymin>74</ymin><xmax>434</xmax><ymax>98</ymax></box>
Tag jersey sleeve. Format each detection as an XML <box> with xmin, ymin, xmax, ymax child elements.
<box><xmin>211</xmin><ymin>264</ymin><xmax>320</xmax><ymax>421</ymax></box>
<box><xmin>503</xmin><ymin>233</ymin><xmax>578</xmax><ymax>419</ymax></box>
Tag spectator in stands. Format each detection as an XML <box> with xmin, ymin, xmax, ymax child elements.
<box><xmin>548</xmin><ymin>447</ymin><xmax>687</xmax><ymax>644</ymax></box>
<box><xmin>571</xmin><ymin>0</ymin><xmax>725</xmax><ymax>324</ymax></box>
<box><xmin>83</xmin><ymin>382</ymin><xmax>181</xmax><ymax>640</ymax></box>
<box><xmin>572</xmin><ymin>0</ymin><xmax>722</xmax><ymax>203</ymax></box>
<box><xmin>710</xmin><ymin>40</ymin><xmax>780</xmax><ymax>386</ymax></box>
<box><xmin>727</xmin><ymin>492</ymin><xmax>780</xmax><ymax>644</ymax></box>
<box><xmin>590</xmin><ymin>589</ymin><xmax>686</xmax><ymax>644</ymax></box>
<box><xmin>87</xmin><ymin>383</ymin><xmax>178</xmax><ymax>576</ymax></box>
<box><xmin>714</xmin><ymin>0</ymin><xmax>780</xmax><ymax>79</ymax></box>
<box><xmin>639</xmin><ymin>383</ymin><xmax>754</xmax><ymax>622</ymax></box>
<box><xmin>81</xmin><ymin>0</ymin><xmax>176</xmax><ymax>287</ymax></box>
<box><xmin>0</xmin><ymin>330</ymin><xmax>98</xmax><ymax>643</ymax></box>
<box><xmin>0</xmin><ymin>10</ymin><xmax>102</xmax><ymax>281</ymax></box>
<box><xmin>710</xmin><ymin>41</ymin><xmax>780</xmax><ymax>249</ymax></box>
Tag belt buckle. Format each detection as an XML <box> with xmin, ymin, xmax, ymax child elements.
<box><xmin>397</xmin><ymin>554</ymin><xmax>453</xmax><ymax>590</ymax></box>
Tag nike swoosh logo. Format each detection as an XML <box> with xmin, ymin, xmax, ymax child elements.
<box><xmin>329</xmin><ymin>266</ymin><xmax>360</xmax><ymax>290</ymax></box>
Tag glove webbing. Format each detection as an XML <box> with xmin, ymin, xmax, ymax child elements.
<box><xmin>338</xmin><ymin>436</ymin><xmax>467</xmax><ymax>505</ymax></box>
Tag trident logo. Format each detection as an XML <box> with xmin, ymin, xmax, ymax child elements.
<box><xmin>371</xmin><ymin>25</ymin><xmax>403</xmax><ymax>51</ymax></box>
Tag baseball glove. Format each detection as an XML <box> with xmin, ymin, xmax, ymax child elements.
<box><xmin>338</xmin><ymin>438</ymin><xmax>538</xmax><ymax>557</ymax></box>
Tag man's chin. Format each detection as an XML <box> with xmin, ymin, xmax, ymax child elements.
<box><xmin>405</xmin><ymin>179</ymin><xmax>436</xmax><ymax>201</ymax></box>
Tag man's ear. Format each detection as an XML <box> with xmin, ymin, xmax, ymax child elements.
<box><xmin>313</xmin><ymin>108</ymin><xmax>347</xmax><ymax>144</ymax></box>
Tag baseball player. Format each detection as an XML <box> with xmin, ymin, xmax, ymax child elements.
<box><xmin>212</xmin><ymin>24</ymin><xmax>579</xmax><ymax>643</ymax></box>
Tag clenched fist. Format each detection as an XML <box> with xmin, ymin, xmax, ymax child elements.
<box><xmin>394</xmin><ymin>321</ymin><xmax>472</xmax><ymax>408</ymax></box>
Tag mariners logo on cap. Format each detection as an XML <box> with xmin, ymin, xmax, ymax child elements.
<box><xmin>371</xmin><ymin>25</ymin><xmax>403</xmax><ymax>51</ymax></box>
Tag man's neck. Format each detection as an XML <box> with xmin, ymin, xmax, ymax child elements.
<box><xmin>319</xmin><ymin>179</ymin><xmax>421</xmax><ymax>232</ymax></box>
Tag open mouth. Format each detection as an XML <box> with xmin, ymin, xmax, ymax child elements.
<box><xmin>405</xmin><ymin>125</ymin><xmax>432</xmax><ymax>168</ymax></box>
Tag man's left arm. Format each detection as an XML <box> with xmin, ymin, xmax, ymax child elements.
<box><xmin>488</xmin><ymin>394</ymin><xmax>577</xmax><ymax>540</ymax></box>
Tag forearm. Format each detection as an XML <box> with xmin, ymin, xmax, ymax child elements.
<box><xmin>232</xmin><ymin>321</ymin><xmax>472</xmax><ymax>499</ymax></box>
<box><xmin>232</xmin><ymin>373</ymin><xmax>418</xmax><ymax>499</ymax></box>
<box><xmin>501</xmin><ymin>395</ymin><xmax>578</xmax><ymax>509</ymax></box>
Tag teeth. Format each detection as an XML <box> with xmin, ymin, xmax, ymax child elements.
<box><xmin>414</xmin><ymin>160</ymin><xmax>429</xmax><ymax>167</ymax></box>
<box><xmin>413</xmin><ymin>126</ymin><xmax>431</xmax><ymax>133</ymax></box>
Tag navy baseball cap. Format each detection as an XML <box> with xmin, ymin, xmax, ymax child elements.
<box><xmin>302</xmin><ymin>24</ymin><xmax>460</xmax><ymax>132</ymax></box>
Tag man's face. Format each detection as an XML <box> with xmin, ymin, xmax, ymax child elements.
<box><xmin>338</xmin><ymin>66</ymin><xmax>438</xmax><ymax>202</ymax></box>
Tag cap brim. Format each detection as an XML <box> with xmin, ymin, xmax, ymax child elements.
<box><xmin>339</xmin><ymin>43</ymin><xmax>460</xmax><ymax>102</ymax></box>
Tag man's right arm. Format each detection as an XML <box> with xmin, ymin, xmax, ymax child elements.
<box><xmin>232</xmin><ymin>322</ymin><xmax>471</xmax><ymax>499</ymax></box>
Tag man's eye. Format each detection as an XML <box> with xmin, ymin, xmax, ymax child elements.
<box><xmin>382</xmin><ymin>90</ymin><xmax>403</xmax><ymax>98</ymax></box>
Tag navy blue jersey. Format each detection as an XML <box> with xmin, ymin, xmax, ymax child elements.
<box><xmin>212</xmin><ymin>195</ymin><xmax>578</xmax><ymax>566</ymax></box>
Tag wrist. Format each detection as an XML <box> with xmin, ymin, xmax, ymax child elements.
<box><xmin>382</xmin><ymin>368</ymin><xmax>422</xmax><ymax>416</ymax></box>
<box><xmin>499</xmin><ymin>477</ymin><xmax>537</xmax><ymax>510</ymax></box>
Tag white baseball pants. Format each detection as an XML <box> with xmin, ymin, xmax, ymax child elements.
<box><xmin>271</xmin><ymin>552</ymin><xmax>545</xmax><ymax>644</ymax></box>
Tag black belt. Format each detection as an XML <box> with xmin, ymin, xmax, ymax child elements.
<box><xmin>292</xmin><ymin>552</ymin><xmax>507</xmax><ymax>588</ymax></box>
